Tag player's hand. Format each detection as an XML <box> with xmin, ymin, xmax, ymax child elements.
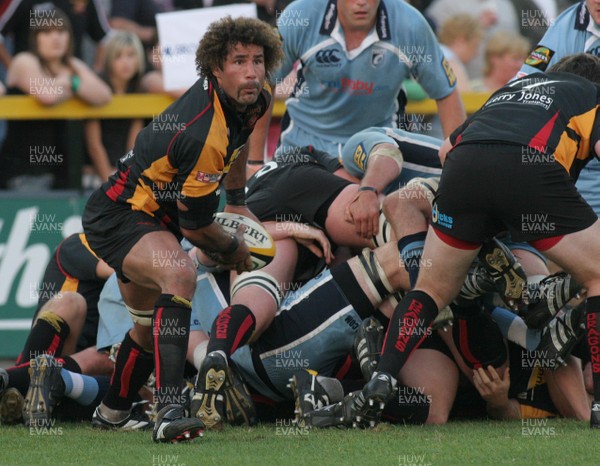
<box><xmin>205</xmin><ymin>226</ymin><xmax>253</xmax><ymax>273</ymax></box>
<box><xmin>344</xmin><ymin>189</ymin><xmax>380</xmax><ymax>239</ymax></box>
<box><xmin>472</xmin><ymin>365</ymin><xmax>510</xmax><ymax>405</ymax></box>
<box><xmin>288</xmin><ymin>224</ymin><xmax>334</xmax><ymax>265</ymax></box>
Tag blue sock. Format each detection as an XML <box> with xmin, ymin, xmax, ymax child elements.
<box><xmin>491</xmin><ymin>306</ymin><xmax>540</xmax><ymax>350</ymax></box>
<box><xmin>398</xmin><ymin>232</ymin><xmax>427</xmax><ymax>288</ymax></box>
<box><xmin>60</xmin><ymin>369</ymin><xmax>100</xmax><ymax>406</ymax></box>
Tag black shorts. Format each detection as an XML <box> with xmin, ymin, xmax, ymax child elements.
<box><xmin>82</xmin><ymin>189</ymin><xmax>173</xmax><ymax>282</ymax></box>
<box><xmin>433</xmin><ymin>143</ymin><xmax>597</xmax><ymax>244</ymax></box>
<box><xmin>246</xmin><ymin>163</ymin><xmax>350</xmax><ymax>228</ymax></box>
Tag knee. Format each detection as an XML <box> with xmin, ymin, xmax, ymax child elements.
<box><xmin>162</xmin><ymin>264</ymin><xmax>197</xmax><ymax>298</ymax></box>
<box><xmin>41</xmin><ymin>291</ymin><xmax>87</xmax><ymax>323</ymax></box>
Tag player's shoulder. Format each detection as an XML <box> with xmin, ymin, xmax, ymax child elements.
<box><xmin>549</xmin><ymin>2</ymin><xmax>588</xmax><ymax>32</ymax></box>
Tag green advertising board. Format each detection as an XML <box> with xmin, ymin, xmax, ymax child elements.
<box><xmin>0</xmin><ymin>194</ymin><xmax>88</xmax><ymax>358</ymax></box>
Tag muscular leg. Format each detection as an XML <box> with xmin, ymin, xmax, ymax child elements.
<box><xmin>101</xmin><ymin>231</ymin><xmax>196</xmax><ymax>415</ymax></box>
<box><xmin>376</xmin><ymin>227</ymin><xmax>479</xmax><ymax>380</ymax></box>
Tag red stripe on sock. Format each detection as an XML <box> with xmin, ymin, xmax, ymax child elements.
<box><xmin>153</xmin><ymin>307</ymin><xmax>163</xmax><ymax>389</ymax></box>
<box><xmin>230</xmin><ymin>315</ymin><xmax>255</xmax><ymax>354</ymax></box>
<box><xmin>47</xmin><ymin>334</ymin><xmax>61</xmax><ymax>356</ymax></box>
<box><xmin>119</xmin><ymin>347</ymin><xmax>140</xmax><ymax>398</ymax></box>
<box><xmin>458</xmin><ymin>320</ymin><xmax>482</xmax><ymax>369</ymax></box>
<box><xmin>335</xmin><ymin>355</ymin><xmax>353</xmax><ymax>380</ymax></box>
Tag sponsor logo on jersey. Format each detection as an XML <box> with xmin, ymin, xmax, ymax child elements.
<box><xmin>431</xmin><ymin>203</ymin><xmax>453</xmax><ymax>229</ymax></box>
<box><xmin>371</xmin><ymin>48</ymin><xmax>385</xmax><ymax>67</ymax></box>
<box><xmin>195</xmin><ymin>171</ymin><xmax>222</xmax><ymax>183</ymax></box>
<box><xmin>524</xmin><ymin>46</ymin><xmax>555</xmax><ymax>70</ymax></box>
<box><xmin>316</xmin><ymin>49</ymin><xmax>342</xmax><ymax>65</ymax></box>
<box><xmin>353</xmin><ymin>143</ymin><xmax>367</xmax><ymax>170</ymax></box>
<box><xmin>321</xmin><ymin>77</ymin><xmax>375</xmax><ymax>95</ymax></box>
<box><xmin>441</xmin><ymin>57</ymin><xmax>457</xmax><ymax>87</ymax></box>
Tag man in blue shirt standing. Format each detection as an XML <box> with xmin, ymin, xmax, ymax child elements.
<box><xmin>248</xmin><ymin>0</ymin><xmax>466</xmax><ymax>163</ymax></box>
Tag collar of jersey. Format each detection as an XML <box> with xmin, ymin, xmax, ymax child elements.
<box><xmin>319</xmin><ymin>0</ymin><xmax>391</xmax><ymax>40</ymax></box>
<box><xmin>330</xmin><ymin>19</ymin><xmax>380</xmax><ymax>60</ymax></box>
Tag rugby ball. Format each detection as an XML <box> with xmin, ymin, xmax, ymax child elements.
<box><xmin>214</xmin><ymin>212</ymin><xmax>276</xmax><ymax>270</ymax></box>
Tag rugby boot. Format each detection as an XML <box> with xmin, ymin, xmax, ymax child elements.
<box><xmin>0</xmin><ymin>388</ymin><xmax>24</xmax><ymax>425</ymax></box>
<box><xmin>152</xmin><ymin>404</ymin><xmax>204</xmax><ymax>443</ymax></box>
<box><xmin>92</xmin><ymin>402</ymin><xmax>153</xmax><ymax>431</ymax></box>
<box><xmin>524</xmin><ymin>272</ymin><xmax>582</xmax><ymax>329</ymax></box>
<box><xmin>190</xmin><ymin>350</ymin><xmax>229</xmax><ymax>430</ymax></box>
<box><xmin>288</xmin><ymin>369</ymin><xmax>344</xmax><ymax>426</ymax></box>
<box><xmin>536</xmin><ymin>305</ymin><xmax>586</xmax><ymax>368</ymax></box>
<box><xmin>354</xmin><ymin>317</ymin><xmax>385</xmax><ymax>380</ymax></box>
<box><xmin>22</xmin><ymin>354</ymin><xmax>64</xmax><ymax>427</ymax></box>
<box><xmin>478</xmin><ymin>238</ymin><xmax>527</xmax><ymax>310</ymax></box>
<box><xmin>223</xmin><ymin>363</ymin><xmax>258</xmax><ymax>426</ymax></box>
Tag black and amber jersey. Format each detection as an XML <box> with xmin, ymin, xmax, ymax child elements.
<box><xmin>450</xmin><ymin>72</ymin><xmax>600</xmax><ymax>180</ymax></box>
<box><xmin>102</xmin><ymin>75</ymin><xmax>271</xmax><ymax>232</ymax></box>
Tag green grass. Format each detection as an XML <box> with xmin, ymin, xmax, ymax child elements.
<box><xmin>1</xmin><ymin>419</ymin><xmax>597</xmax><ymax>466</ymax></box>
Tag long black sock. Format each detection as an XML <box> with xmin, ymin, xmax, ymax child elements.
<box><xmin>207</xmin><ymin>304</ymin><xmax>256</xmax><ymax>357</ymax></box>
<box><xmin>153</xmin><ymin>294</ymin><xmax>191</xmax><ymax>411</ymax></box>
<box><xmin>103</xmin><ymin>332</ymin><xmax>154</xmax><ymax>411</ymax></box>
<box><xmin>377</xmin><ymin>290</ymin><xmax>438</xmax><ymax>377</ymax></box>
<box><xmin>586</xmin><ymin>296</ymin><xmax>600</xmax><ymax>400</ymax></box>
<box><xmin>17</xmin><ymin>311</ymin><xmax>70</xmax><ymax>364</ymax></box>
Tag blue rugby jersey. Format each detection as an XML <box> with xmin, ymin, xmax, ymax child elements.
<box><xmin>275</xmin><ymin>0</ymin><xmax>456</xmax><ymax>141</ymax></box>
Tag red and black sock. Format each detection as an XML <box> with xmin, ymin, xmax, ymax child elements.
<box><xmin>377</xmin><ymin>290</ymin><xmax>437</xmax><ymax>377</ymax></box>
<box><xmin>586</xmin><ymin>296</ymin><xmax>600</xmax><ymax>400</ymax></box>
<box><xmin>103</xmin><ymin>332</ymin><xmax>154</xmax><ymax>412</ymax></box>
<box><xmin>16</xmin><ymin>311</ymin><xmax>70</xmax><ymax>364</ymax></box>
<box><xmin>153</xmin><ymin>294</ymin><xmax>191</xmax><ymax>411</ymax></box>
<box><xmin>207</xmin><ymin>304</ymin><xmax>256</xmax><ymax>358</ymax></box>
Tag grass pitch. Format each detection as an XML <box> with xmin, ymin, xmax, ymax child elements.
<box><xmin>0</xmin><ymin>418</ymin><xmax>596</xmax><ymax>466</ymax></box>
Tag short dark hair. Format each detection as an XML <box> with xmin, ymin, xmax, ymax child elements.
<box><xmin>548</xmin><ymin>53</ymin><xmax>600</xmax><ymax>85</ymax></box>
<box><xmin>195</xmin><ymin>16</ymin><xmax>283</xmax><ymax>80</ymax></box>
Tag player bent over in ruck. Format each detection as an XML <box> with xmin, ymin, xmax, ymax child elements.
<box><xmin>82</xmin><ymin>16</ymin><xmax>283</xmax><ymax>442</ymax></box>
<box><xmin>343</xmin><ymin>53</ymin><xmax>600</xmax><ymax>428</ymax></box>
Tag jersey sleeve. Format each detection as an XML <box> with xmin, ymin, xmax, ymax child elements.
<box><xmin>518</xmin><ymin>7</ymin><xmax>576</xmax><ymax>75</ymax></box>
<box><xmin>408</xmin><ymin>13</ymin><xmax>457</xmax><ymax>100</ymax></box>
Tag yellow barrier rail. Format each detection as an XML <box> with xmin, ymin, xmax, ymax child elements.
<box><xmin>0</xmin><ymin>93</ymin><xmax>490</xmax><ymax>120</ymax></box>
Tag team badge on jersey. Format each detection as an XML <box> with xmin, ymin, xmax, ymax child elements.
<box><xmin>196</xmin><ymin>171</ymin><xmax>222</xmax><ymax>183</ymax></box>
<box><xmin>524</xmin><ymin>46</ymin><xmax>555</xmax><ymax>71</ymax></box>
<box><xmin>441</xmin><ymin>57</ymin><xmax>457</xmax><ymax>87</ymax></box>
<box><xmin>371</xmin><ymin>48</ymin><xmax>385</xmax><ymax>67</ymax></box>
<box><xmin>353</xmin><ymin>143</ymin><xmax>367</xmax><ymax>170</ymax></box>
